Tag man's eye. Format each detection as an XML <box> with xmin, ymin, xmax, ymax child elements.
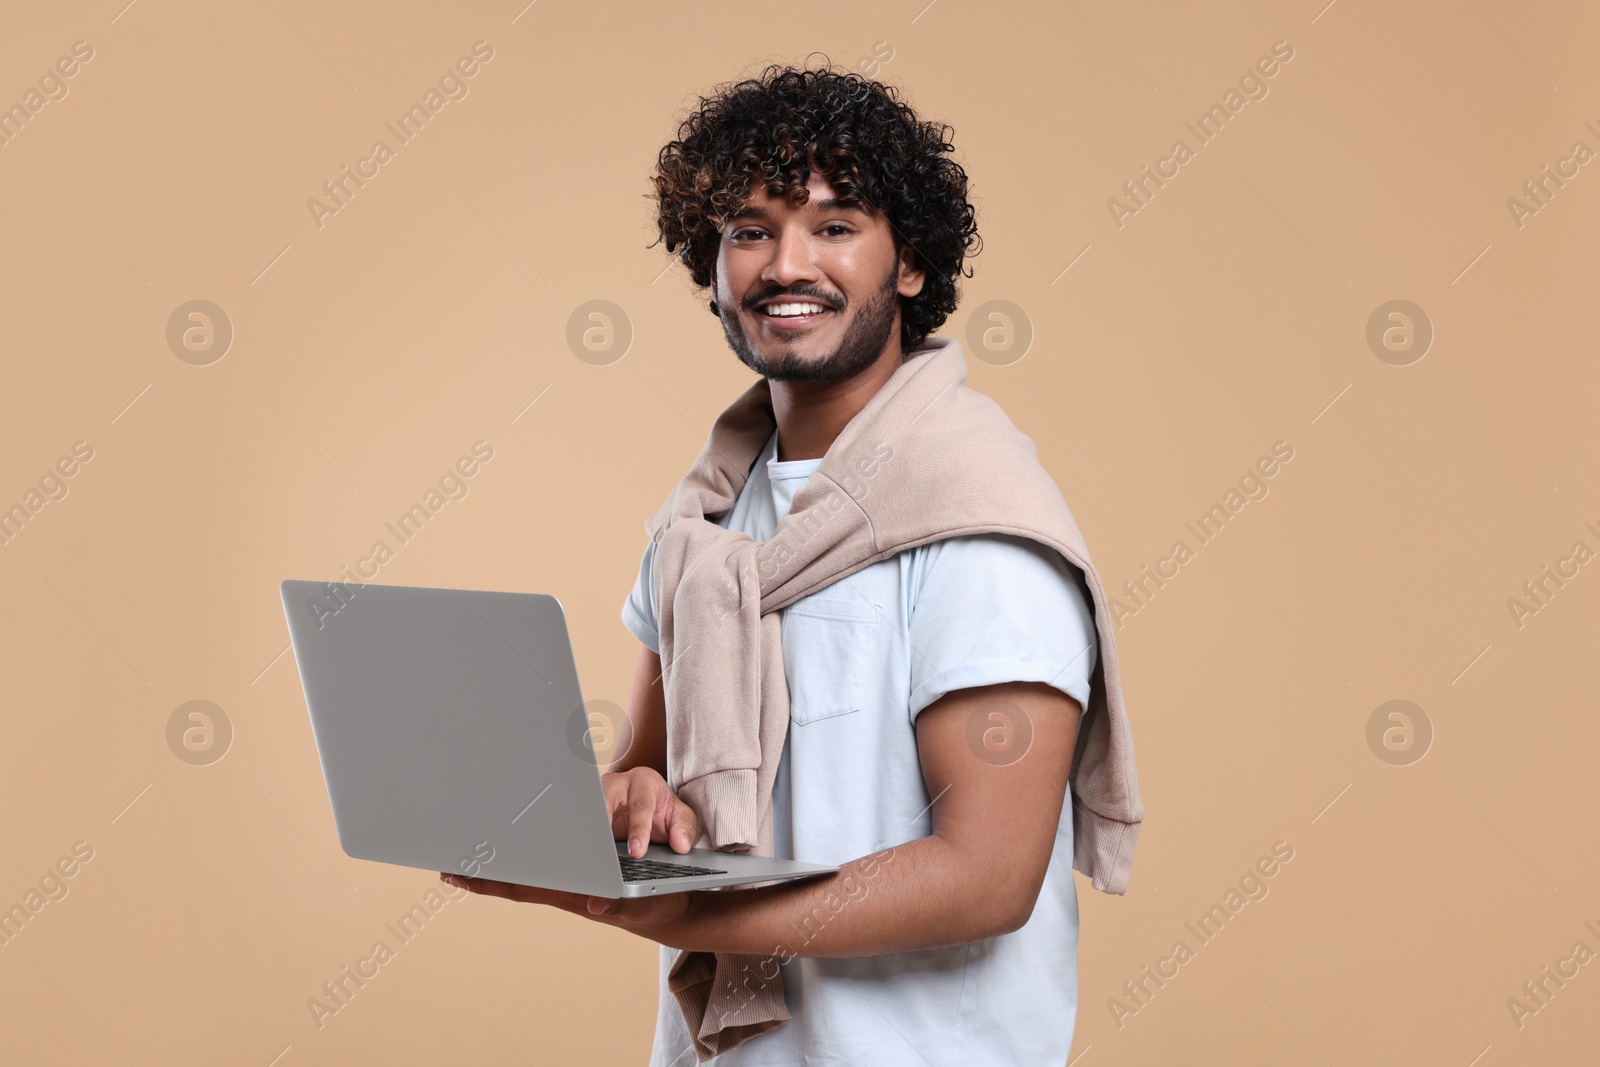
<box><xmin>732</xmin><ymin>229</ymin><xmax>766</xmax><ymax>241</ymax></box>
<box><xmin>823</xmin><ymin>224</ymin><xmax>852</xmax><ymax>236</ymax></box>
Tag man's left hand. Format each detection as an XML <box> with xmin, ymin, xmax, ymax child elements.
<box><xmin>440</xmin><ymin>872</ymin><xmax>701</xmax><ymax>946</ymax></box>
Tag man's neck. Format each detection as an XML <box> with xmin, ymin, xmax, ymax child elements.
<box><xmin>770</xmin><ymin>346</ymin><xmax>907</xmax><ymax>462</ymax></box>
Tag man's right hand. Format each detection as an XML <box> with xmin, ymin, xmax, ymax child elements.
<box><xmin>601</xmin><ymin>766</ymin><xmax>700</xmax><ymax>859</ymax></box>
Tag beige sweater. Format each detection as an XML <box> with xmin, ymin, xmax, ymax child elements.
<box><xmin>642</xmin><ymin>334</ymin><xmax>1144</xmax><ymax>1061</ymax></box>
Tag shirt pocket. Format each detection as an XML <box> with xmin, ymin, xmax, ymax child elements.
<box><xmin>780</xmin><ymin>596</ymin><xmax>880</xmax><ymax>725</ymax></box>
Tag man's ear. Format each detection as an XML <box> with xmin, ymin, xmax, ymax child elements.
<box><xmin>897</xmin><ymin>245</ymin><xmax>926</xmax><ymax>299</ymax></box>
<box><xmin>708</xmin><ymin>297</ymin><xmax>721</xmax><ymax>317</ymax></box>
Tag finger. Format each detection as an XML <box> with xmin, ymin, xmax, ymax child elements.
<box><xmin>441</xmin><ymin>872</ymin><xmax>534</xmax><ymax>901</ymax></box>
<box><xmin>667</xmin><ymin>797</ymin><xmax>699</xmax><ymax>853</ymax></box>
<box><xmin>603</xmin><ymin>773</ymin><xmax>631</xmax><ymax>840</ymax></box>
<box><xmin>626</xmin><ymin>776</ymin><xmax>660</xmax><ymax>858</ymax></box>
<box><xmin>441</xmin><ymin>873</ymin><xmax>589</xmax><ymax>914</ymax></box>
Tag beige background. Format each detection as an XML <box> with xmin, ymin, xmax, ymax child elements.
<box><xmin>1</xmin><ymin>0</ymin><xmax>1595</xmax><ymax>1063</ymax></box>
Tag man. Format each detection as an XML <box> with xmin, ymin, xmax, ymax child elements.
<box><xmin>445</xmin><ymin>64</ymin><xmax>1122</xmax><ymax>1064</ymax></box>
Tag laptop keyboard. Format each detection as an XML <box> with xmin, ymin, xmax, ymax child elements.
<box><xmin>619</xmin><ymin>855</ymin><xmax>728</xmax><ymax>882</ymax></box>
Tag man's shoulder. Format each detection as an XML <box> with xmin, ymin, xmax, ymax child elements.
<box><xmin>909</xmin><ymin>531</ymin><xmax>1081</xmax><ymax>583</ymax></box>
<box><xmin>895</xmin><ymin>531</ymin><xmax>1088</xmax><ymax>625</ymax></box>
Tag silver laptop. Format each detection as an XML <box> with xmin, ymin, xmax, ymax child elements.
<box><xmin>279</xmin><ymin>579</ymin><xmax>838</xmax><ymax>898</ymax></box>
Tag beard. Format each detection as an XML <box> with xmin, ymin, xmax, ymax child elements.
<box><xmin>719</xmin><ymin>258</ymin><xmax>901</xmax><ymax>383</ymax></box>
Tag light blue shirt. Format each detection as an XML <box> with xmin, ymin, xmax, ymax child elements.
<box><xmin>622</xmin><ymin>429</ymin><xmax>1098</xmax><ymax>1066</ymax></box>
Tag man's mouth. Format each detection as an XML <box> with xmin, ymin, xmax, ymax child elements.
<box><xmin>754</xmin><ymin>300</ymin><xmax>835</xmax><ymax>330</ymax></box>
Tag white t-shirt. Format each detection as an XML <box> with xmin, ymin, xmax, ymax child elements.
<box><xmin>621</xmin><ymin>429</ymin><xmax>1099</xmax><ymax>1066</ymax></box>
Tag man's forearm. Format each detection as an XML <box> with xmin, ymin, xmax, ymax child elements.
<box><xmin>665</xmin><ymin>834</ymin><xmax>1023</xmax><ymax>958</ymax></box>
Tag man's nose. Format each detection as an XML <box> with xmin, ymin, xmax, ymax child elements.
<box><xmin>763</xmin><ymin>225</ymin><xmax>821</xmax><ymax>287</ymax></box>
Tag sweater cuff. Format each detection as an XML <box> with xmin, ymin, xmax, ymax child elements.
<box><xmin>678</xmin><ymin>768</ymin><xmax>759</xmax><ymax>850</ymax></box>
<box><xmin>1072</xmin><ymin>801</ymin><xmax>1142</xmax><ymax>895</ymax></box>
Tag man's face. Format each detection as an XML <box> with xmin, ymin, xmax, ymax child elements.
<box><xmin>713</xmin><ymin>171</ymin><xmax>925</xmax><ymax>383</ymax></box>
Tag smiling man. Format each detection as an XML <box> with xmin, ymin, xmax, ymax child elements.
<box><xmin>713</xmin><ymin>180</ymin><xmax>912</xmax><ymax>402</ymax></box>
<box><xmin>444</xmin><ymin>62</ymin><xmax>1143</xmax><ymax>1065</ymax></box>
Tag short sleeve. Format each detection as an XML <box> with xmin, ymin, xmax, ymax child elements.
<box><xmin>907</xmin><ymin>533</ymin><xmax>1098</xmax><ymax>722</ymax></box>
<box><xmin>620</xmin><ymin>539</ymin><xmax>660</xmax><ymax>653</ymax></box>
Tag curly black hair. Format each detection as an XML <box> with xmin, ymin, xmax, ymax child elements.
<box><xmin>648</xmin><ymin>58</ymin><xmax>981</xmax><ymax>355</ymax></box>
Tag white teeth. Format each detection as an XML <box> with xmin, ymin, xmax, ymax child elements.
<box><xmin>763</xmin><ymin>302</ymin><xmax>828</xmax><ymax>317</ymax></box>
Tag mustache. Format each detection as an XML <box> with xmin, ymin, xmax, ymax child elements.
<box><xmin>744</xmin><ymin>287</ymin><xmax>842</xmax><ymax>312</ymax></box>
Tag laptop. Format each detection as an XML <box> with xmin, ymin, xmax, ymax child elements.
<box><xmin>279</xmin><ymin>579</ymin><xmax>838</xmax><ymax>898</ymax></box>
